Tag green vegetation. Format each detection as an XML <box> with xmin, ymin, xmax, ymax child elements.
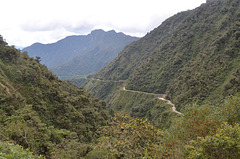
<box><xmin>109</xmin><ymin>88</ymin><xmax>179</xmax><ymax>129</ymax></box>
<box><xmin>0</xmin><ymin>141</ymin><xmax>44</xmax><ymax>159</ymax></box>
<box><xmin>0</xmin><ymin>36</ymin><xmax>112</xmax><ymax>158</ymax></box>
<box><xmin>89</xmin><ymin>94</ymin><xmax>240</xmax><ymax>159</ymax></box>
<box><xmin>161</xmin><ymin>94</ymin><xmax>240</xmax><ymax>159</ymax></box>
<box><xmin>1</xmin><ymin>0</ymin><xmax>240</xmax><ymax>158</ymax></box>
<box><xmin>73</xmin><ymin>0</ymin><xmax>240</xmax><ymax>138</ymax></box>
<box><xmin>96</xmin><ymin>114</ymin><xmax>163</xmax><ymax>158</ymax></box>
<box><xmin>89</xmin><ymin>0</ymin><xmax>240</xmax><ymax>109</ymax></box>
<box><xmin>69</xmin><ymin>78</ymin><xmax>123</xmax><ymax>102</ymax></box>
<box><xmin>69</xmin><ymin>1</ymin><xmax>240</xmax><ymax>158</ymax></box>
<box><xmin>185</xmin><ymin>123</ymin><xmax>240</xmax><ymax>159</ymax></box>
<box><xmin>70</xmin><ymin>78</ymin><xmax>178</xmax><ymax>129</ymax></box>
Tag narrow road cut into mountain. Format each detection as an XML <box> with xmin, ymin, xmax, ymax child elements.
<box><xmin>82</xmin><ymin>77</ymin><xmax>182</xmax><ymax>115</ymax></box>
<box><xmin>123</xmin><ymin>87</ymin><xmax>182</xmax><ymax>115</ymax></box>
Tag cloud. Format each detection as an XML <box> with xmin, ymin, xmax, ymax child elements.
<box><xmin>0</xmin><ymin>0</ymin><xmax>206</xmax><ymax>47</ymax></box>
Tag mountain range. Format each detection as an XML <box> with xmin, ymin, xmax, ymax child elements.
<box><xmin>1</xmin><ymin>0</ymin><xmax>240</xmax><ymax>158</ymax></box>
<box><xmin>22</xmin><ymin>29</ymin><xmax>139</xmax><ymax>79</ymax></box>
<box><xmin>73</xmin><ymin>0</ymin><xmax>240</xmax><ymax>111</ymax></box>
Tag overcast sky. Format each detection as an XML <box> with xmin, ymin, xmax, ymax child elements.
<box><xmin>1</xmin><ymin>0</ymin><xmax>206</xmax><ymax>47</ymax></box>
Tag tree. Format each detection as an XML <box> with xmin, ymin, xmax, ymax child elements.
<box><xmin>35</xmin><ymin>56</ymin><xmax>41</xmax><ymax>63</ymax></box>
<box><xmin>185</xmin><ymin>123</ymin><xmax>240</xmax><ymax>159</ymax></box>
<box><xmin>97</xmin><ymin>113</ymin><xmax>162</xmax><ymax>158</ymax></box>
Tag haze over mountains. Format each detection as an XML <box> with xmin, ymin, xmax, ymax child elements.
<box><xmin>1</xmin><ymin>0</ymin><xmax>240</xmax><ymax>158</ymax></box>
<box><xmin>22</xmin><ymin>29</ymin><xmax>139</xmax><ymax>79</ymax></box>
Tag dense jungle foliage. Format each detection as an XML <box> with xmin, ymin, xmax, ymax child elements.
<box><xmin>70</xmin><ymin>78</ymin><xmax>178</xmax><ymax>129</ymax></box>
<box><xmin>83</xmin><ymin>95</ymin><xmax>240</xmax><ymax>158</ymax></box>
<box><xmin>0</xmin><ymin>36</ymin><xmax>113</xmax><ymax>158</ymax></box>
<box><xmin>69</xmin><ymin>1</ymin><xmax>240</xmax><ymax>157</ymax></box>
<box><xmin>69</xmin><ymin>78</ymin><xmax>123</xmax><ymax>103</ymax></box>
<box><xmin>1</xmin><ymin>0</ymin><xmax>240</xmax><ymax>158</ymax></box>
<box><xmin>88</xmin><ymin>0</ymin><xmax>240</xmax><ymax>110</ymax></box>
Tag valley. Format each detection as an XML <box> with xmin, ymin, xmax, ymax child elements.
<box><xmin>77</xmin><ymin>77</ymin><xmax>182</xmax><ymax>115</ymax></box>
<box><xmin>69</xmin><ymin>0</ymin><xmax>240</xmax><ymax>157</ymax></box>
<box><xmin>22</xmin><ymin>30</ymin><xmax>139</xmax><ymax>79</ymax></box>
<box><xmin>0</xmin><ymin>0</ymin><xmax>240</xmax><ymax>158</ymax></box>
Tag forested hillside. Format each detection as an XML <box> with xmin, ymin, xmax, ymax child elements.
<box><xmin>22</xmin><ymin>29</ymin><xmax>139</xmax><ymax>79</ymax></box>
<box><xmin>1</xmin><ymin>0</ymin><xmax>240</xmax><ymax>158</ymax></box>
<box><xmin>69</xmin><ymin>1</ymin><xmax>240</xmax><ymax>157</ymax></box>
<box><xmin>80</xmin><ymin>0</ymin><xmax>240</xmax><ymax>109</ymax></box>
<box><xmin>0</xmin><ymin>36</ymin><xmax>113</xmax><ymax>158</ymax></box>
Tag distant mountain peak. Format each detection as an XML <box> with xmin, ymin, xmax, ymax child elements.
<box><xmin>31</xmin><ymin>42</ymin><xmax>43</xmax><ymax>46</ymax></box>
<box><xmin>26</xmin><ymin>42</ymin><xmax>44</xmax><ymax>48</ymax></box>
<box><xmin>90</xmin><ymin>29</ymin><xmax>105</xmax><ymax>34</ymax></box>
<box><xmin>22</xmin><ymin>29</ymin><xmax>139</xmax><ymax>79</ymax></box>
<box><xmin>90</xmin><ymin>29</ymin><xmax>119</xmax><ymax>35</ymax></box>
<box><xmin>108</xmin><ymin>30</ymin><xmax>116</xmax><ymax>34</ymax></box>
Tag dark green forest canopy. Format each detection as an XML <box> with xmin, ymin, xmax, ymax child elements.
<box><xmin>0</xmin><ymin>36</ymin><xmax>112</xmax><ymax>158</ymax></box>
<box><xmin>0</xmin><ymin>0</ymin><xmax>240</xmax><ymax>158</ymax></box>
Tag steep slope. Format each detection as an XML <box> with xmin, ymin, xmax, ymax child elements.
<box><xmin>0</xmin><ymin>36</ymin><xmax>112</xmax><ymax>157</ymax></box>
<box><xmin>89</xmin><ymin>0</ymin><xmax>240</xmax><ymax>109</ymax></box>
<box><xmin>22</xmin><ymin>29</ymin><xmax>139</xmax><ymax>79</ymax></box>
<box><xmin>93</xmin><ymin>11</ymin><xmax>191</xmax><ymax>81</ymax></box>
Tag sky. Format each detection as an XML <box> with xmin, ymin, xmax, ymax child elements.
<box><xmin>0</xmin><ymin>0</ymin><xmax>206</xmax><ymax>48</ymax></box>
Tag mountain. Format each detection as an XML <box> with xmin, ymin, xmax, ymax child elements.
<box><xmin>73</xmin><ymin>0</ymin><xmax>240</xmax><ymax>111</ymax></box>
<box><xmin>22</xmin><ymin>29</ymin><xmax>139</xmax><ymax>79</ymax></box>
<box><xmin>1</xmin><ymin>0</ymin><xmax>240</xmax><ymax>158</ymax></box>
<box><xmin>0</xmin><ymin>36</ymin><xmax>112</xmax><ymax>158</ymax></box>
<box><xmin>69</xmin><ymin>1</ymin><xmax>240</xmax><ymax>157</ymax></box>
<box><xmin>1</xmin><ymin>31</ymin><xmax>240</xmax><ymax>158</ymax></box>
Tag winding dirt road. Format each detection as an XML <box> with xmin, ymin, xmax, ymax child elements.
<box><xmin>123</xmin><ymin>87</ymin><xmax>182</xmax><ymax>115</ymax></box>
<box><xmin>82</xmin><ymin>77</ymin><xmax>182</xmax><ymax>115</ymax></box>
